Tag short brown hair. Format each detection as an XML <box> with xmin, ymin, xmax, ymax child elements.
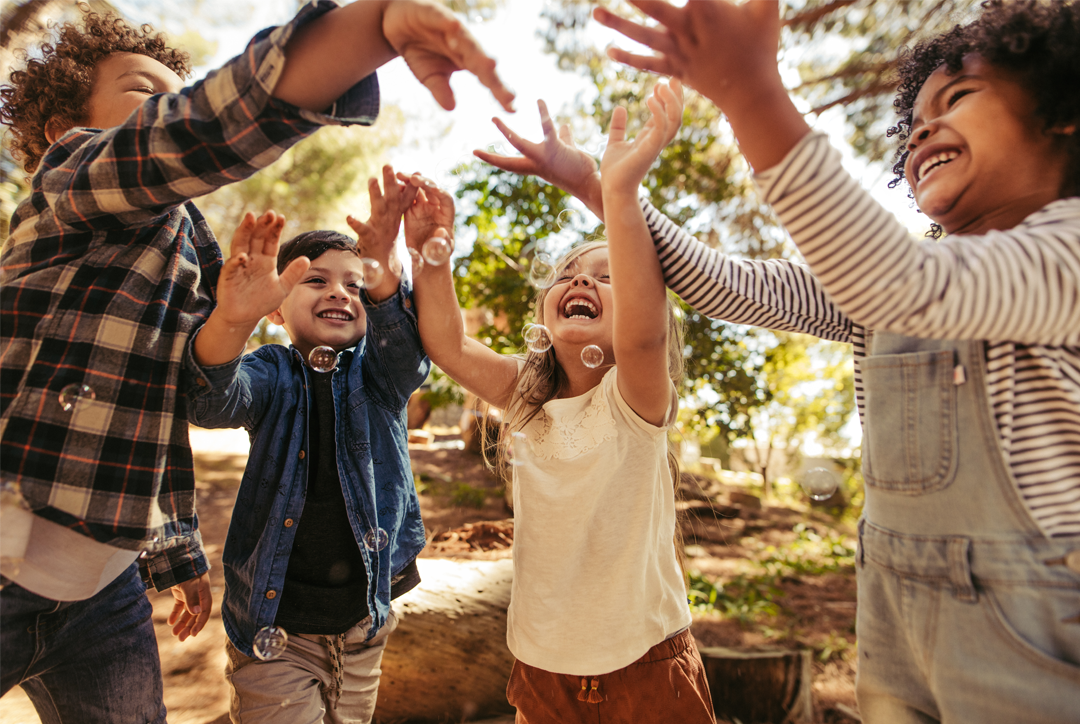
<box><xmin>0</xmin><ymin>11</ymin><xmax>191</xmax><ymax>173</ymax></box>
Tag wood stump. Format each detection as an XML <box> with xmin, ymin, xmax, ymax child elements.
<box><xmin>375</xmin><ymin>558</ymin><xmax>516</xmax><ymax>723</ymax></box>
<box><xmin>700</xmin><ymin>646</ymin><xmax>813</xmax><ymax>723</ymax></box>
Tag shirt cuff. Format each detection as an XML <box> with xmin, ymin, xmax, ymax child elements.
<box><xmin>139</xmin><ymin>528</ymin><xmax>210</xmax><ymax>592</ymax></box>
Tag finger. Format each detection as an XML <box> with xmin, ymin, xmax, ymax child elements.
<box><xmin>492</xmin><ymin>117</ymin><xmax>540</xmax><ymax>157</ymax></box>
<box><xmin>606</xmin><ymin>46</ymin><xmax>676</xmax><ymax>78</ymax></box>
<box><xmin>557</xmin><ymin>123</ymin><xmax>575</xmax><ymax>147</ymax></box>
<box><xmin>189</xmin><ymin>579</ymin><xmax>212</xmax><ymax>637</ymax></box>
<box><xmin>624</xmin><ymin>0</ymin><xmax>691</xmax><ymax>29</ymax></box>
<box><xmin>592</xmin><ymin>6</ymin><xmax>675</xmax><ymax>53</ymax></box>
<box><xmin>167</xmin><ymin>599</ymin><xmax>184</xmax><ymax>626</ymax></box>
<box><xmin>171</xmin><ymin>612</ymin><xmax>193</xmax><ymax>640</ymax></box>
<box><xmin>537</xmin><ymin>99</ymin><xmax>556</xmax><ymax>138</ymax></box>
<box><xmin>279</xmin><ymin>256</ymin><xmax>311</xmax><ymax>294</ymax></box>
<box><xmin>262</xmin><ymin>213</ymin><xmax>286</xmax><ymax>260</ymax></box>
<box><xmin>451</xmin><ymin>31</ymin><xmax>515</xmax><ymax>112</ymax></box>
<box><xmin>608</xmin><ymin>106</ymin><xmax>629</xmax><ymax>144</ymax></box>
<box><xmin>368</xmin><ymin>176</ymin><xmax>384</xmax><ymax>207</ymax></box>
<box><xmin>252</xmin><ymin>211</ymin><xmax>282</xmax><ymax>258</ymax></box>
<box><xmin>472</xmin><ymin>149</ymin><xmax>536</xmax><ymax>175</ymax></box>
<box><xmin>230</xmin><ymin>212</ymin><xmax>256</xmax><ymax>258</ymax></box>
<box><xmin>382</xmin><ymin>164</ymin><xmax>398</xmax><ymax>194</ymax></box>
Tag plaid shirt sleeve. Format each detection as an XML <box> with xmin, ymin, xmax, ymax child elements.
<box><xmin>1</xmin><ymin>0</ymin><xmax>379</xmax><ymax>590</ymax></box>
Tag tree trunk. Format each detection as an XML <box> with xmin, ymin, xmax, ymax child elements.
<box><xmin>700</xmin><ymin>646</ymin><xmax>813</xmax><ymax>723</ymax></box>
<box><xmin>375</xmin><ymin>558</ymin><xmax>516</xmax><ymax>723</ymax></box>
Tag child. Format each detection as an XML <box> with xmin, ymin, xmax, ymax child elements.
<box><xmin>403</xmin><ymin>81</ymin><xmax>714</xmax><ymax>724</ymax></box>
<box><xmin>0</xmin><ymin>2</ymin><xmax>512</xmax><ymax>721</ymax></box>
<box><xmin>485</xmin><ymin>0</ymin><xmax>1080</xmax><ymax>721</ymax></box>
<box><xmin>183</xmin><ymin>165</ymin><xmax>427</xmax><ymax>723</ymax></box>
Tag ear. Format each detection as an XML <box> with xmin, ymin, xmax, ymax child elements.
<box><xmin>1050</xmin><ymin>122</ymin><xmax>1077</xmax><ymax>136</ymax></box>
<box><xmin>44</xmin><ymin>116</ymin><xmax>72</xmax><ymax>144</ymax></box>
<box><xmin>266</xmin><ymin>310</ymin><xmax>285</xmax><ymax>327</ymax></box>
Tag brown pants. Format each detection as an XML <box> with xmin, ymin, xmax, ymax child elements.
<box><xmin>506</xmin><ymin>629</ymin><xmax>715</xmax><ymax>724</ymax></box>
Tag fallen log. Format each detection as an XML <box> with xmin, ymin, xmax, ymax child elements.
<box><xmin>375</xmin><ymin>558</ymin><xmax>515</xmax><ymax>723</ymax></box>
<box><xmin>700</xmin><ymin>646</ymin><xmax>813</xmax><ymax>723</ymax></box>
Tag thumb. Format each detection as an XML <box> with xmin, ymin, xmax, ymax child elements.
<box><xmin>279</xmin><ymin>256</ymin><xmax>311</xmax><ymax>293</ymax></box>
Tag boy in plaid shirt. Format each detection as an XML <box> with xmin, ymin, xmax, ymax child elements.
<box><xmin>0</xmin><ymin>2</ymin><xmax>513</xmax><ymax>721</ymax></box>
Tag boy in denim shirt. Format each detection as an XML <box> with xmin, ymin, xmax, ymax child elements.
<box><xmin>184</xmin><ymin>164</ymin><xmax>428</xmax><ymax>723</ymax></box>
<box><xmin>0</xmin><ymin>2</ymin><xmax>511</xmax><ymax>721</ymax></box>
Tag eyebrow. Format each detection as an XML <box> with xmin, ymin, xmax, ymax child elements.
<box><xmin>911</xmin><ymin>73</ymin><xmax>978</xmax><ymax>129</ymax></box>
<box><xmin>115</xmin><ymin>69</ymin><xmax>171</xmax><ymax>89</ymax></box>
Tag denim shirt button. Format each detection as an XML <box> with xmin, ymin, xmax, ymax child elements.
<box><xmin>196</xmin><ymin>378</ymin><xmax>207</xmax><ymax>386</ymax></box>
<box><xmin>265</xmin><ymin>590</ymin><xmax>277</xmax><ymax>599</ymax></box>
<box><xmin>298</xmin><ymin>450</ymin><xmax>305</xmax><ymax>460</ymax></box>
<box><xmin>284</xmin><ymin>518</ymin><xmax>294</xmax><ymax>528</ymax></box>
<box><xmin>404</xmin><ymin>298</ymin><xmax>412</xmax><ymax>308</ymax></box>
<box><xmin>1065</xmin><ymin>550</ymin><xmax>1080</xmax><ymax>574</ymax></box>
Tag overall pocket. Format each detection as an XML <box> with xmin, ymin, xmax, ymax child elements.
<box><xmin>861</xmin><ymin>349</ymin><xmax>959</xmax><ymax>494</ymax></box>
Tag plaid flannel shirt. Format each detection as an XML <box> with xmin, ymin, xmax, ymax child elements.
<box><xmin>0</xmin><ymin>0</ymin><xmax>379</xmax><ymax>590</ymax></box>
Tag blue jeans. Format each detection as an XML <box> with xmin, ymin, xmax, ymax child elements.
<box><xmin>1</xmin><ymin>563</ymin><xmax>167</xmax><ymax>724</ymax></box>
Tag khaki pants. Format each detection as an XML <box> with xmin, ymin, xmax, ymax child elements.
<box><xmin>224</xmin><ymin>610</ymin><xmax>398</xmax><ymax>724</ymax></box>
<box><xmin>506</xmin><ymin>628</ymin><xmax>715</xmax><ymax>724</ymax></box>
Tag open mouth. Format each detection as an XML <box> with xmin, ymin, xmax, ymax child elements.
<box><xmin>917</xmin><ymin>150</ymin><xmax>959</xmax><ymax>182</ymax></box>
<box><xmin>562</xmin><ymin>298</ymin><xmax>597</xmax><ymax>320</ymax></box>
<box><xmin>318</xmin><ymin>310</ymin><xmax>354</xmax><ymax>322</ymax></box>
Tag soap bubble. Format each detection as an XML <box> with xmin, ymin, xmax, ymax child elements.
<box><xmin>308</xmin><ymin>346</ymin><xmax>338</xmax><ymax>373</ymax></box>
<box><xmin>253</xmin><ymin>626</ymin><xmax>289</xmax><ymax>661</ymax></box>
<box><xmin>59</xmin><ymin>384</ymin><xmax>96</xmax><ymax>412</ymax></box>
<box><xmin>557</xmin><ymin>208</ymin><xmax>586</xmax><ymax>232</ymax></box>
<box><xmin>363</xmin><ymin>527</ymin><xmax>389</xmax><ymax>552</ymax></box>
<box><xmin>505</xmin><ymin>431</ymin><xmax>527</xmax><ymax>467</ymax></box>
<box><xmin>387</xmin><ymin>254</ymin><xmax>403</xmax><ymax>278</ymax></box>
<box><xmin>421</xmin><ymin>236</ymin><xmax>452</xmax><ymax>266</ymax></box>
<box><xmin>360</xmin><ymin>258</ymin><xmax>383</xmax><ymax>288</ymax></box>
<box><xmin>523</xmin><ymin>324</ymin><xmax>552</xmax><ymax>354</ymax></box>
<box><xmin>408</xmin><ymin>247</ymin><xmax>425</xmax><ymax>274</ymax></box>
<box><xmin>528</xmin><ymin>253</ymin><xmax>556</xmax><ymax>289</ymax></box>
<box><xmin>802</xmin><ymin>468</ymin><xmax>839</xmax><ymax>501</ymax></box>
<box><xmin>581</xmin><ymin>345</ymin><xmax>604</xmax><ymax>368</ymax></box>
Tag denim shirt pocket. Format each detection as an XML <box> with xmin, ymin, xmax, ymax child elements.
<box><xmin>861</xmin><ymin>349</ymin><xmax>959</xmax><ymax>494</ymax></box>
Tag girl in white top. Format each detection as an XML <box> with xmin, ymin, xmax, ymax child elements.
<box><xmin>402</xmin><ymin>81</ymin><xmax>714</xmax><ymax>723</ymax></box>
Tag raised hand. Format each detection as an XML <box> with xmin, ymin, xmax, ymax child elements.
<box><xmin>600</xmin><ymin>79</ymin><xmax>684</xmax><ymax>196</ymax></box>
<box><xmin>401</xmin><ymin>173</ymin><xmax>456</xmax><ymax>254</ymax></box>
<box><xmin>216</xmin><ymin>211</ymin><xmax>310</xmax><ymax>329</ymax></box>
<box><xmin>473</xmin><ymin>99</ymin><xmax>604</xmax><ymax>219</ymax></box>
<box><xmin>347</xmin><ymin>164</ymin><xmax>418</xmax><ymax>263</ymax></box>
<box><xmin>384</xmin><ymin>0</ymin><xmax>515</xmax><ymax>112</ymax></box>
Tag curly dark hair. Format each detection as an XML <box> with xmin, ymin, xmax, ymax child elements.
<box><xmin>0</xmin><ymin>11</ymin><xmax>191</xmax><ymax>173</ymax></box>
<box><xmin>888</xmin><ymin>0</ymin><xmax>1080</xmax><ymax>236</ymax></box>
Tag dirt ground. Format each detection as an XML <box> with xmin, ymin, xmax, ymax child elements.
<box><xmin>0</xmin><ymin>425</ymin><xmax>859</xmax><ymax>724</ymax></box>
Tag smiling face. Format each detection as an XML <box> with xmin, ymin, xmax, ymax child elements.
<box><xmin>540</xmin><ymin>247</ymin><xmax>614</xmax><ymax>367</ymax></box>
<box><xmin>903</xmin><ymin>54</ymin><xmax>1070</xmax><ymax>235</ymax></box>
<box><xmin>79</xmin><ymin>52</ymin><xmax>185</xmax><ymax>131</ymax></box>
<box><xmin>268</xmin><ymin>249</ymin><xmax>368</xmax><ymax>362</ymax></box>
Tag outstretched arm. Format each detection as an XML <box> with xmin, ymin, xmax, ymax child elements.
<box><xmin>473</xmin><ymin>100</ymin><xmax>605</xmax><ymax>219</ymax></box>
<box><xmin>275</xmin><ymin>0</ymin><xmax>514</xmax><ymax>114</ymax></box>
<box><xmin>594</xmin><ymin>0</ymin><xmax>809</xmax><ymax>172</ymax></box>
<box><xmin>193</xmin><ymin>211</ymin><xmax>310</xmax><ymax>367</ymax></box>
<box><xmin>401</xmin><ymin>175</ymin><xmax>520</xmax><ymax>409</ymax></box>
<box><xmin>347</xmin><ymin>164</ymin><xmax>418</xmax><ymax>303</ymax></box>
<box><xmin>601</xmin><ymin>80</ymin><xmax>684</xmax><ymax>426</ymax></box>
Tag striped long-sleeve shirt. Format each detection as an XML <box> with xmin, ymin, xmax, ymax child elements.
<box><xmin>645</xmin><ymin>131</ymin><xmax>1080</xmax><ymax>537</ymax></box>
<box><xmin>0</xmin><ymin>0</ymin><xmax>379</xmax><ymax>588</ymax></box>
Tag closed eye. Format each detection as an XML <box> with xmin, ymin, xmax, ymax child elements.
<box><xmin>947</xmin><ymin>88</ymin><xmax>973</xmax><ymax>107</ymax></box>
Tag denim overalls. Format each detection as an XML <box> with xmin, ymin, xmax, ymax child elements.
<box><xmin>855</xmin><ymin>332</ymin><xmax>1080</xmax><ymax>723</ymax></box>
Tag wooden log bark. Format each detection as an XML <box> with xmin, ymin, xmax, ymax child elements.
<box><xmin>375</xmin><ymin>558</ymin><xmax>515</xmax><ymax>723</ymax></box>
<box><xmin>700</xmin><ymin>646</ymin><xmax>813</xmax><ymax>723</ymax></box>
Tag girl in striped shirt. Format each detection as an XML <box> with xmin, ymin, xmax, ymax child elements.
<box><xmin>481</xmin><ymin>0</ymin><xmax>1080</xmax><ymax>721</ymax></box>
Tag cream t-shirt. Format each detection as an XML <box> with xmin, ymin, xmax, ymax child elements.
<box><xmin>506</xmin><ymin>368</ymin><xmax>691</xmax><ymax>675</ymax></box>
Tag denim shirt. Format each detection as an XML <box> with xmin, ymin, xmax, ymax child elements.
<box><xmin>182</xmin><ymin>283</ymin><xmax>430</xmax><ymax>655</ymax></box>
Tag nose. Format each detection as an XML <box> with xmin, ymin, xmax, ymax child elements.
<box><xmin>570</xmin><ymin>274</ymin><xmax>593</xmax><ymax>288</ymax></box>
<box><xmin>907</xmin><ymin>124</ymin><xmax>933</xmax><ymax>152</ymax></box>
<box><xmin>325</xmin><ymin>283</ymin><xmax>348</xmax><ymax>300</ymax></box>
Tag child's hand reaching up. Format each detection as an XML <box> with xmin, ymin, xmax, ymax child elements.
<box><xmin>600</xmin><ymin>79</ymin><xmax>684</xmax><ymax>198</ymax></box>
<box><xmin>347</xmin><ymin>164</ymin><xmax>418</xmax><ymax>300</ymax></box>
<box><xmin>474</xmin><ymin>100</ymin><xmax>604</xmax><ymax>219</ymax></box>
<box><xmin>194</xmin><ymin>210</ymin><xmax>309</xmax><ymax>368</ymax></box>
<box><xmin>400</xmin><ymin>173</ymin><xmax>456</xmax><ymax>271</ymax></box>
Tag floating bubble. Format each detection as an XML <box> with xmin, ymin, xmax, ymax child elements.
<box><xmin>527</xmin><ymin>253</ymin><xmax>556</xmax><ymax>289</ymax></box>
<box><xmin>360</xmin><ymin>258</ymin><xmax>383</xmax><ymax>288</ymax></box>
<box><xmin>556</xmin><ymin>208</ymin><xmax>585</xmax><ymax>232</ymax></box>
<box><xmin>59</xmin><ymin>383</ymin><xmax>95</xmax><ymax>412</ymax></box>
<box><xmin>308</xmin><ymin>346</ymin><xmax>338</xmax><ymax>373</ymax></box>
<box><xmin>505</xmin><ymin>430</ymin><xmax>527</xmax><ymax>467</ymax></box>
<box><xmin>408</xmin><ymin>247</ymin><xmax>425</xmax><ymax>275</ymax></box>
<box><xmin>802</xmin><ymin>468</ymin><xmax>839</xmax><ymax>501</ymax></box>
<box><xmin>421</xmin><ymin>236</ymin><xmax>452</xmax><ymax>266</ymax></box>
<box><xmin>253</xmin><ymin>626</ymin><xmax>289</xmax><ymax>661</ymax></box>
<box><xmin>581</xmin><ymin>345</ymin><xmax>604</xmax><ymax>368</ymax></box>
<box><xmin>524</xmin><ymin>324</ymin><xmax>552</xmax><ymax>354</ymax></box>
<box><xmin>387</xmin><ymin>253</ymin><xmax>403</xmax><ymax>278</ymax></box>
<box><xmin>363</xmin><ymin>527</ymin><xmax>389</xmax><ymax>552</ymax></box>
